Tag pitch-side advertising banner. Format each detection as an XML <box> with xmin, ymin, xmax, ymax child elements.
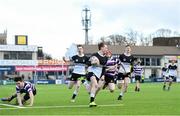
<box><xmin>15</xmin><ymin>66</ymin><xmax>68</xmax><ymax>72</ymax></box>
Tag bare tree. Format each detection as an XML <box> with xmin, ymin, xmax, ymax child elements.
<box><xmin>138</xmin><ymin>33</ymin><xmax>153</xmax><ymax>46</ymax></box>
<box><xmin>99</xmin><ymin>36</ymin><xmax>106</xmax><ymax>43</ymax></box>
<box><xmin>44</xmin><ymin>53</ymin><xmax>52</xmax><ymax>60</ymax></box>
<box><xmin>153</xmin><ymin>28</ymin><xmax>172</xmax><ymax>37</ymax></box>
<box><xmin>108</xmin><ymin>34</ymin><xmax>128</xmax><ymax>45</ymax></box>
<box><xmin>98</xmin><ymin>28</ymin><xmax>179</xmax><ymax>46</ymax></box>
<box><xmin>99</xmin><ymin>36</ymin><xmax>111</xmax><ymax>45</ymax></box>
<box><xmin>173</xmin><ymin>31</ymin><xmax>180</xmax><ymax>37</ymax></box>
<box><xmin>99</xmin><ymin>34</ymin><xmax>128</xmax><ymax>45</ymax></box>
<box><xmin>125</xmin><ymin>29</ymin><xmax>138</xmax><ymax>45</ymax></box>
<box><xmin>139</xmin><ymin>33</ymin><xmax>146</xmax><ymax>46</ymax></box>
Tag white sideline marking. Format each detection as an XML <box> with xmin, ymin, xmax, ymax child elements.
<box><xmin>0</xmin><ymin>103</ymin><xmax>25</xmax><ymax>108</ymax></box>
<box><xmin>0</xmin><ymin>104</ymin><xmax>123</xmax><ymax>110</ymax></box>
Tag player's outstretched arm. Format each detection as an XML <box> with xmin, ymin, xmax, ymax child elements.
<box><xmin>28</xmin><ymin>91</ymin><xmax>34</xmax><ymax>106</ymax></box>
<box><xmin>17</xmin><ymin>93</ymin><xmax>23</xmax><ymax>106</ymax></box>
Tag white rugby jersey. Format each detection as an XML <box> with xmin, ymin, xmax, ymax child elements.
<box><xmin>71</xmin><ymin>55</ymin><xmax>89</xmax><ymax>75</ymax></box>
<box><xmin>87</xmin><ymin>52</ymin><xmax>108</xmax><ymax>78</ymax></box>
<box><xmin>168</xmin><ymin>64</ymin><xmax>177</xmax><ymax>77</ymax></box>
<box><xmin>118</xmin><ymin>53</ymin><xmax>134</xmax><ymax>74</ymax></box>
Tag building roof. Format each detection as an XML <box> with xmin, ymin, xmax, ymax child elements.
<box><xmin>83</xmin><ymin>45</ymin><xmax>180</xmax><ymax>56</ymax></box>
<box><xmin>0</xmin><ymin>44</ymin><xmax>38</xmax><ymax>52</ymax></box>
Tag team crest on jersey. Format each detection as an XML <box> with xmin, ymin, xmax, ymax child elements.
<box><xmin>123</xmin><ymin>58</ymin><xmax>126</xmax><ymax>61</ymax></box>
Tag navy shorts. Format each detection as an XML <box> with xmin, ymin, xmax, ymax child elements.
<box><xmin>166</xmin><ymin>76</ymin><xmax>175</xmax><ymax>81</ymax></box>
<box><xmin>104</xmin><ymin>74</ymin><xmax>115</xmax><ymax>83</ymax></box>
<box><xmin>135</xmin><ymin>75</ymin><xmax>141</xmax><ymax>81</ymax></box>
<box><xmin>23</xmin><ymin>89</ymin><xmax>37</xmax><ymax>101</ymax></box>
<box><xmin>70</xmin><ymin>73</ymin><xmax>85</xmax><ymax>81</ymax></box>
<box><xmin>117</xmin><ymin>73</ymin><xmax>131</xmax><ymax>80</ymax></box>
<box><xmin>86</xmin><ymin>72</ymin><xmax>99</xmax><ymax>82</ymax></box>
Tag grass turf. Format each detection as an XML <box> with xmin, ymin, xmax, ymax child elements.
<box><xmin>0</xmin><ymin>83</ymin><xmax>180</xmax><ymax>115</ymax></box>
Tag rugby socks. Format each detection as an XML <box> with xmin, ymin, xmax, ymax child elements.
<box><xmin>135</xmin><ymin>86</ymin><xmax>137</xmax><ymax>91</ymax></box>
<box><xmin>89</xmin><ymin>93</ymin><xmax>97</xmax><ymax>107</ymax></box>
<box><xmin>90</xmin><ymin>97</ymin><xmax>95</xmax><ymax>103</ymax></box>
<box><xmin>72</xmin><ymin>94</ymin><xmax>76</xmax><ymax>99</ymax></box>
<box><xmin>72</xmin><ymin>91</ymin><xmax>77</xmax><ymax>99</ymax></box>
<box><xmin>163</xmin><ymin>85</ymin><xmax>166</xmax><ymax>90</ymax></box>
<box><xmin>83</xmin><ymin>80</ymin><xmax>88</xmax><ymax>86</ymax></box>
<box><xmin>120</xmin><ymin>92</ymin><xmax>123</xmax><ymax>97</ymax></box>
<box><xmin>9</xmin><ymin>94</ymin><xmax>17</xmax><ymax>101</ymax></box>
<box><xmin>135</xmin><ymin>86</ymin><xmax>140</xmax><ymax>92</ymax></box>
<box><xmin>2</xmin><ymin>94</ymin><xmax>17</xmax><ymax>102</ymax></box>
<box><xmin>117</xmin><ymin>92</ymin><xmax>123</xmax><ymax>100</ymax></box>
<box><xmin>90</xmin><ymin>93</ymin><xmax>95</xmax><ymax>102</ymax></box>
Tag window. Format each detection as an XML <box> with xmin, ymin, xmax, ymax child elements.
<box><xmin>11</xmin><ymin>53</ymin><xmax>17</xmax><ymax>59</ymax></box>
<box><xmin>18</xmin><ymin>52</ymin><xmax>32</xmax><ymax>60</ymax></box>
<box><xmin>145</xmin><ymin>58</ymin><xmax>150</xmax><ymax>66</ymax></box>
<box><xmin>3</xmin><ymin>52</ymin><xmax>33</xmax><ymax>60</ymax></box>
<box><xmin>151</xmin><ymin>58</ymin><xmax>156</xmax><ymax>66</ymax></box>
<box><xmin>4</xmin><ymin>53</ymin><xmax>10</xmax><ymax>59</ymax></box>
<box><xmin>157</xmin><ymin>58</ymin><xmax>160</xmax><ymax>66</ymax></box>
<box><xmin>140</xmin><ymin>58</ymin><xmax>145</xmax><ymax>66</ymax></box>
<box><xmin>134</xmin><ymin>57</ymin><xmax>161</xmax><ymax>66</ymax></box>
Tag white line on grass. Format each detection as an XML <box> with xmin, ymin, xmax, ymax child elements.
<box><xmin>0</xmin><ymin>103</ymin><xmax>25</xmax><ymax>108</ymax></box>
<box><xmin>0</xmin><ymin>104</ymin><xmax>123</xmax><ymax>110</ymax></box>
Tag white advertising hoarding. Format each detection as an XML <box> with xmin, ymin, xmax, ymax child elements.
<box><xmin>0</xmin><ymin>60</ymin><xmax>38</xmax><ymax>66</ymax></box>
<box><xmin>55</xmin><ymin>80</ymin><xmax>62</xmax><ymax>84</ymax></box>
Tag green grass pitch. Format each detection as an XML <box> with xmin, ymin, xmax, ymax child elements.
<box><xmin>0</xmin><ymin>83</ymin><xmax>180</xmax><ymax>115</ymax></box>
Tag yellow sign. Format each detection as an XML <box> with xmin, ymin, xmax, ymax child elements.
<box><xmin>15</xmin><ymin>35</ymin><xmax>28</xmax><ymax>45</ymax></box>
<box><xmin>17</xmin><ymin>36</ymin><xmax>26</xmax><ymax>45</ymax></box>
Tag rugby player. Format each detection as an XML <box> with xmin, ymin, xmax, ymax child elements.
<box><xmin>162</xmin><ymin>63</ymin><xmax>169</xmax><ymax>90</ymax></box>
<box><xmin>98</xmin><ymin>50</ymin><xmax>118</xmax><ymax>93</ymax></box>
<box><xmin>86</xmin><ymin>42</ymin><xmax>108</xmax><ymax>107</ymax></box>
<box><xmin>166</xmin><ymin>60</ymin><xmax>177</xmax><ymax>90</ymax></box>
<box><xmin>117</xmin><ymin>45</ymin><xmax>135</xmax><ymax>100</ymax></box>
<box><xmin>133</xmin><ymin>59</ymin><xmax>143</xmax><ymax>92</ymax></box>
<box><xmin>63</xmin><ymin>45</ymin><xmax>89</xmax><ymax>102</ymax></box>
<box><xmin>1</xmin><ymin>76</ymin><xmax>36</xmax><ymax>107</ymax></box>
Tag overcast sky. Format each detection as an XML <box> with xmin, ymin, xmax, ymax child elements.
<box><xmin>0</xmin><ymin>0</ymin><xmax>179</xmax><ymax>59</ymax></box>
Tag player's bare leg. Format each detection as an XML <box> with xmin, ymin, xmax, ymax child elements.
<box><xmin>135</xmin><ymin>80</ymin><xmax>140</xmax><ymax>92</ymax></box>
<box><xmin>124</xmin><ymin>77</ymin><xmax>130</xmax><ymax>92</ymax></box>
<box><xmin>168</xmin><ymin>78</ymin><xmax>173</xmax><ymax>91</ymax></box>
<box><xmin>89</xmin><ymin>76</ymin><xmax>98</xmax><ymax>107</ymax></box>
<box><xmin>71</xmin><ymin>80</ymin><xmax>81</xmax><ymax>102</ymax></box>
<box><xmin>1</xmin><ymin>93</ymin><xmax>17</xmax><ymax>102</ymax></box>
<box><xmin>95</xmin><ymin>76</ymin><xmax>105</xmax><ymax>96</ymax></box>
<box><xmin>163</xmin><ymin>78</ymin><xmax>167</xmax><ymax>90</ymax></box>
<box><xmin>108</xmin><ymin>83</ymin><xmax>115</xmax><ymax>93</ymax></box>
<box><xmin>118</xmin><ymin>77</ymin><xmax>130</xmax><ymax>100</ymax></box>
<box><xmin>68</xmin><ymin>81</ymin><xmax>75</xmax><ymax>89</ymax></box>
<box><xmin>117</xmin><ymin>80</ymin><xmax>123</xmax><ymax>90</ymax></box>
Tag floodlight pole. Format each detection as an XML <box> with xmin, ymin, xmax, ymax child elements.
<box><xmin>82</xmin><ymin>7</ymin><xmax>91</xmax><ymax>45</ymax></box>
